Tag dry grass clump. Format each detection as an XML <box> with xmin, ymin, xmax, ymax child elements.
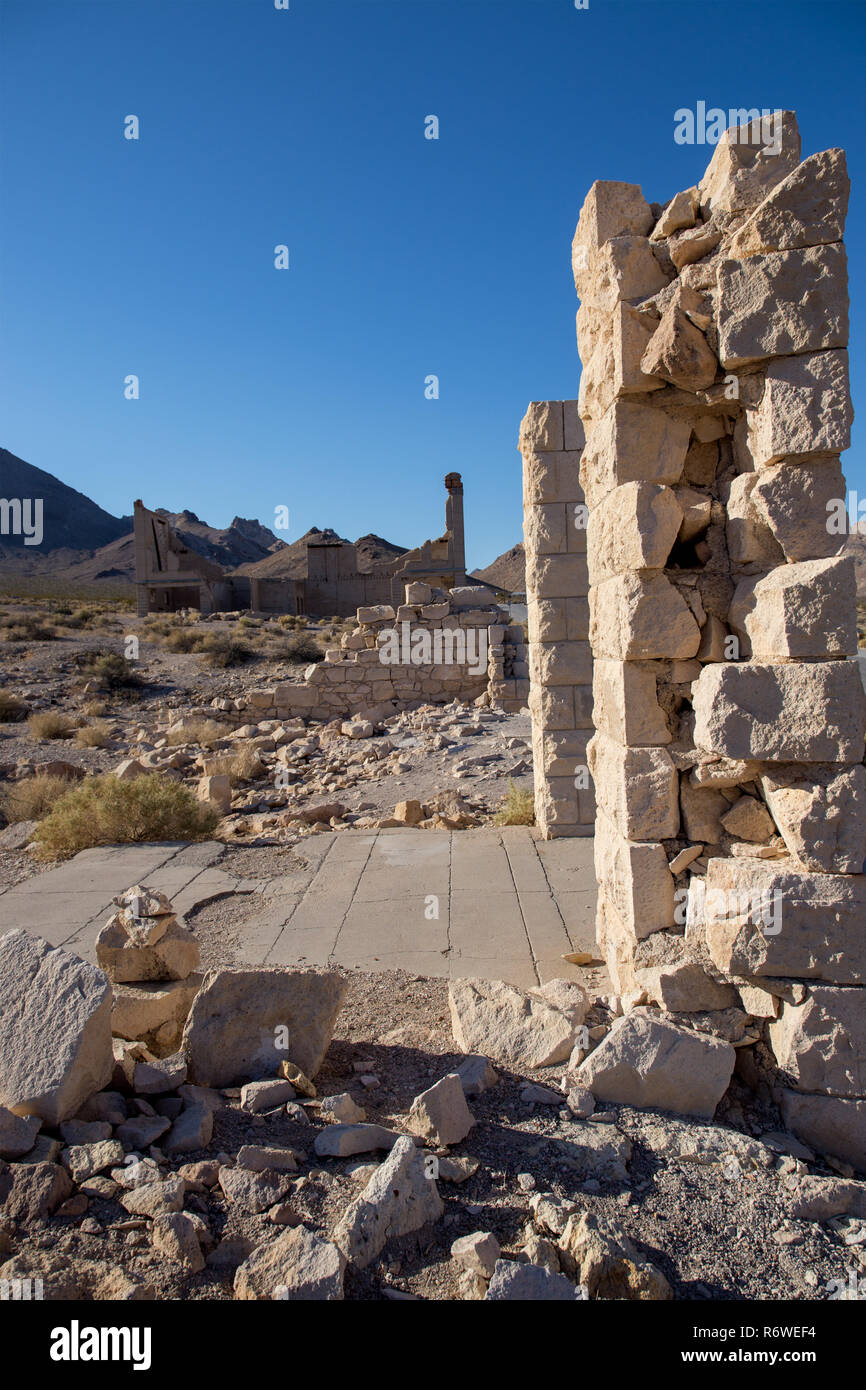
<box><xmin>82</xmin><ymin>699</ymin><xmax>108</xmax><ymax>718</ymax></box>
<box><xmin>27</xmin><ymin>711</ymin><xmax>76</xmax><ymax>741</ymax></box>
<box><xmin>0</xmin><ymin>689</ymin><xmax>27</xmax><ymax>722</ymax></box>
<box><xmin>75</xmin><ymin>721</ymin><xmax>111</xmax><ymax>748</ymax></box>
<box><xmin>493</xmin><ymin>781</ymin><xmax>535</xmax><ymax>827</ymax></box>
<box><xmin>74</xmin><ymin>649</ymin><xmax>140</xmax><ymax>689</ymax></box>
<box><xmin>0</xmin><ymin>772</ymin><xmax>79</xmax><ymax>824</ymax></box>
<box><xmin>166</xmin><ymin>718</ymin><xmax>225</xmax><ymax>748</ymax></box>
<box><xmin>200</xmin><ymin>633</ymin><xmax>254</xmax><ymax>668</ymax></box>
<box><xmin>34</xmin><ymin>774</ymin><xmax>219</xmax><ymax>860</ymax></box>
<box><xmin>1</xmin><ymin>614</ymin><xmax>58</xmax><ymax>642</ymax></box>
<box><xmin>280</xmin><ymin>634</ymin><xmax>325</xmax><ymax>664</ymax></box>
<box><xmin>205</xmin><ymin>745</ymin><xmax>265</xmax><ymax>785</ymax></box>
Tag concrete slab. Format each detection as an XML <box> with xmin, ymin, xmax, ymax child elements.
<box><xmin>1</xmin><ymin>828</ymin><xmax>604</xmax><ymax>992</ymax></box>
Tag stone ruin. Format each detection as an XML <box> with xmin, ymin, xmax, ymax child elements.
<box><xmin>205</xmin><ymin>581</ymin><xmax>529</xmax><ymax>727</ymax></box>
<box><xmin>526</xmin><ymin>110</ymin><xmax>865</xmax><ymax>1167</ymax></box>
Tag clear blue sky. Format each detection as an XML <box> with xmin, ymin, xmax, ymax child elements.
<box><xmin>2</xmin><ymin>0</ymin><xmax>865</xmax><ymax>569</ymax></box>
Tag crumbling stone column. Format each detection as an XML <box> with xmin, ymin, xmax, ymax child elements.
<box><xmin>520</xmin><ymin>401</ymin><xmax>594</xmax><ymax>837</ymax></box>
<box><xmin>574</xmin><ymin>112</ymin><xmax>865</xmax><ymax>1163</ymax></box>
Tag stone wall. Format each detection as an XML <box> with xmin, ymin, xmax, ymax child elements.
<box><xmin>520</xmin><ymin>401</ymin><xmax>594</xmax><ymax>837</ymax></box>
<box><xmin>212</xmin><ymin>583</ymin><xmax>528</xmax><ymax>726</ymax></box>
<box><xmin>569</xmin><ymin>111</ymin><xmax>864</xmax><ymax>1164</ymax></box>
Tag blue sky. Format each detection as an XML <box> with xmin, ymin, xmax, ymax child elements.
<box><xmin>2</xmin><ymin>0</ymin><xmax>865</xmax><ymax>569</ymax></box>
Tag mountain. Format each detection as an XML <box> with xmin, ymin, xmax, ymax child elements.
<box><xmin>146</xmin><ymin>509</ymin><xmax>286</xmax><ymax>571</ymax></box>
<box><xmin>471</xmin><ymin>542</ymin><xmax>526</xmax><ymax>594</ymax></box>
<box><xmin>843</xmin><ymin>525</ymin><xmax>866</xmax><ymax>598</ymax></box>
<box><xmin>0</xmin><ymin>448</ymin><xmax>129</xmax><ymax>553</ymax></box>
<box><xmin>235</xmin><ymin>528</ymin><xmax>407</xmax><ymax>580</ymax></box>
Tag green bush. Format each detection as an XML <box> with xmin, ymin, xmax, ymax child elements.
<box><xmin>35</xmin><ymin>773</ymin><xmax>220</xmax><ymax>860</ymax></box>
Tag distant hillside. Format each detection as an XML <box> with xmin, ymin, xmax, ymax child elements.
<box><xmin>844</xmin><ymin>525</ymin><xmax>866</xmax><ymax>597</ymax></box>
<box><xmin>472</xmin><ymin>542</ymin><xmax>525</xmax><ymax>594</ymax></box>
<box><xmin>0</xmin><ymin>448</ymin><xmax>129</xmax><ymax>553</ymax></box>
<box><xmin>236</xmin><ymin>528</ymin><xmax>407</xmax><ymax>580</ymax></box>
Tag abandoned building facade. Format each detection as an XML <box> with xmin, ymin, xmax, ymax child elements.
<box><xmin>134</xmin><ymin>472</ymin><xmax>470</xmax><ymax>619</ymax></box>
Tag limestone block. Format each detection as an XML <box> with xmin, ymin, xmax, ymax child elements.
<box><xmin>751</xmin><ymin>458</ymin><xmax>846</xmax><ymax>562</ymax></box>
<box><xmin>577</xmin><ymin>235</ymin><xmax>669</xmax><ymax>314</ymax></box>
<box><xmin>717</xmin><ymin>244</ymin><xmax>848</xmax><ymax>369</ymax></box>
<box><xmin>779</xmin><ymin>1091</ymin><xmax>866</xmax><ymax>1170</ymax></box>
<box><xmin>680</xmin><ymin>779</ymin><xmax>726</xmax><ymax>844</ymax></box>
<box><xmin>668</xmin><ymin>223</ymin><xmax>722</xmax><ymax>271</ymax></box>
<box><xmin>524</xmin><ymin>503</ymin><xmax>567</xmax><ymax>555</ymax></box>
<box><xmin>651</xmin><ymin>187</ymin><xmax>698</xmax><ymax>240</ymax></box>
<box><xmin>528</xmin><ymin>686</ymin><xmax>575</xmax><ymax>731</ymax></box>
<box><xmin>760</xmin><ymin>763</ymin><xmax>866</xmax><ymax>873</ymax></box>
<box><xmin>592</xmin><ymin>659</ymin><xmax>671</xmax><ymax>746</ymax></box>
<box><xmin>769</xmin><ymin>986</ymin><xmax>865</xmax><ymax>1098</ymax></box>
<box><xmin>746</xmin><ymin>350</ymin><xmax>853</xmax><ymax>467</ymax></box>
<box><xmin>725</xmin><ymin>473</ymin><xmax>784</xmax><ymax>566</ymax></box>
<box><xmin>562</xmin><ymin>400</ymin><xmax>585</xmax><ymax>452</ymax></box>
<box><xmin>519</xmin><ymin>401</ymin><xmax>563</xmax><ymax>454</ymax></box>
<box><xmin>729</xmin><ymin>148</ymin><xmax>849</xmax><ymax>259</ymax></box>
<box><xmin>111</xmin><ymin>978</ymin><xmax>202</xmax><ymax>1042</ymax></box>
<box><xmin>406</xmin><ymin>1073</ymin><xmax>474</xmax><ymax>1146</ymax></box>
<box><xmin>640</xmin><ymin>298</ymin><xmax>718</xmax><ymax>392</ymax></box>
<box><xmin>588</xmin><ymin>732</ymin><xmax>679</xmax><ymax>841</ymax></box>
<box><xmin>331</xmin><ymin>1135</ymin><xmax>445</xmax><ymax>1271</ymax></box>
<box><xmin>720</xmin><ymin>795</ymin><xmax>775</xmax><ymax>842</ymax></box>
<box><xmin>696</xmin><ymin>614</ymin><xmax>729</xmax><ymax>664</ymax></box>
<box><xmin>525</xmin><ymin>553</ymin><xmax>589</xmax><ymax>600</ymax></box>
<box><xmin>356</xmin><ymin>605</ymin><xmax>395</xmax><ymax>624</ymax></box>
<box><xmin>698</xmin><ymin>110</ymin><xmax>801</xmax><ymax>216</ymax></box>
<box><xmin>527</xmin><ymin>598</ymin><xmax>566</xmax><ymax>643</ymax></box>
<box><xmin>638</xmin><ymin>961</ymin><xmax>738</xmax><ymax>1014</ymax></box>
<box><xmin>529</xmin><ymin>640</ymin><xmax>592</xmax><ymax>687</ymax></box>
<box><xmin>587</xmin><ymin>483</ymin><xmax>683</xmax><ymax>584</ymax></box>
<box><xmin>522</xmin><ymin>451</ymin><xmax>581</xmax><ymax>506</ymax></box>
<box><xmin>181</xmin><ymin>968</ymin><xmax>347</xmax><ymax>1085</ymax></box>
<box><xmin>578</xmin><ymin>303</ymin><xmax>664</xmax><ymax>421</ymax></box>
<box><xmin>579</xmin><ymin>401</ymin><xmax>690</xmax><ymax>510</ymax></box>
<box><xmin>692</xmin><ymin>661</ymin><xmax>865</xmax><ymax>763</ymax></box>
<box><xmin>675</xmin><ymin>487</ymin><xmax>713</xmax><ymax>541</ymax></box>
<box><xmin>573</xmin><ymin>180</ymin><xmax>654</xmax><ymax>266</ymax></box>
<box><xmin>590</xmin><ymin>573</ymin><xmax>701</xmax><ymax>661</ymax></box>
<box><xmin>535</xmin><ymin>778</ymin><xmax>579</xmax><ymax>829</ymax></box>
<box><xmin>449</xmin><ymin>977</ymin><xmax>580</xmax><ymax>1070</ymax></box>
<box><xmin>578</xmin><ymin>1010</ymin><xmax>735</xmax><ymax>1119</ymax></box>
<box><xmin>594</xmin><ymin>810</ymin><xmax>676</xmax><ymax>939</ymax></box>
<box><xmin>703</xmin><ymin>858</ymin><xmax>866</xmax><ymax>984</ymax></box>
<box><xmin>0</xmin><ymin>931</ymin><xmax>113</xmax><ymax>1127</ymax></box>
<box><xmin>535</xmin><ymin>730</ymin><xmax>592</xmax><ymax>779</ymax></box>
<box><xmin>197</xmin><ymin>774</ymin><xmax>231</xmax><ymax>814</ymax></box>
<box><xmin>728</xmin><ymin>557</ymin><xmax>857</xmax><ymax>660</ymax></box>
<box><xmin>96</xmin><ymin>915</ymin><xmax>200</xmax><ymax>983</ymax></box>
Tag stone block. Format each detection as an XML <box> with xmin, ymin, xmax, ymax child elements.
<box><xmin>525</xmin><ymin>553</ymin><xmax>589</xmax><ymax>600</ymax></box>
<box><xmin>728</xmin><ymin>556</ymin><xmax>857</xmax><ymax>660</ymax></box>
<box><xmin>590</xmin><ymin>573</ymin><xmax>701</xmax><ymax>661</ymax></box>
<box><xmin>588</xmin><ymin>732</ymin><xmax>679</xmax><ymax>840</ymax></box>
<box><xmin>578</xmin><ymin>303</ymin><xmax>665</xmax><ymax>421</ymax></box>
<box><xmin>702</xmin><ymin>858</ymin><xmax>866</xmax><ymax>985</ymax></box>
<box><xmin>778</xmin><ymin>1091</ymin><xmax>866</xmax><ymax>1171</ymax></box>
<box><xmin>592</xmin><ymin>659</ymin><xmax>671</xmax><ymax>746</ymax></box>
<box><xmin>522</xmin><ymin>451</ymin><xmax>582</xmax><ymax>507</ymax></box>
<box><xmin>524</xmin><ymin>503</ymin><xmax>567</xmax><ymax>555</ymax></box>
<box><xmin>573</xmin><ymin>180</ymin><xmax>654</xmax><ymax>264</ymax></box>
<box><xmin>729</xmin><ymin>148</ymin><xmax>849</xmax><ymax>259</ymax></box>
<box><xmin>746</xmin><ymin>350</ymin><xmax>852</xmax><ymax>467</ymax></box>
<box><xmin>692</xmin><ymin>661</ymin><xmax>865</xmax><ymax>763</ymax></box>
<box><xmin>578</xmin><ymin>1009</ymin><xmax>735</xmax><ymax>1119</ymax></box>
<box><xmin>698</xmin><ymin>110</ymin><xmax>801</xmax><ymax>217</ymax></box>
<box><xmin>760</xmin><ymin>763</ymin><xmax>866</xmax><ymax>873</ymax></box>
<box><xmin>751</xmin><ymin>458</ymin><xmax>847</xmax><ymax>562</ymax></box>
<box><xmin>519</xmin><ymin>401</ymin><xmax>563</xmax><ymax>454</ymax></box>
<box><xmin>579</xmin><ymin>401</ymin><xmax>690</xmax><ymax>510</ymax></box>
<box><xmin>529</xmin><ymin>640</ymin><xmax>592</xmax><ymax>687</ymax></box>
<box><xmin>594</xmin><ymin>810</ymin><xmax>676</xmax><ymax>939</ymax></box>
<box><xmin>717</xmin><ymin>244</ymin><xmax>848</xmax><ymax>369</ymax></box>
<box><xmin>588</xmin><ymin>483</ymin><xmax>683</xmax><ymax>584</ymax></box>
<box><xmin>769</xmin><ymin>986</ymin><xmax>866</xmax><ymax>1098</ymax></box>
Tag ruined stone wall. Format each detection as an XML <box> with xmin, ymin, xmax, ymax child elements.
<box><xmin>213</xmin><ymin>583</ymin><xmax>527</xmax><ymax>726</ymax></box>
<box><xmin>520</xmin><ymin>401</ymin><xmax>594</xmax><ymax>838</ymax></box>
<box><xmin>571</xmin><ymin>112</ymin><xmax>864</xmax><ymax>1165</ymax></box>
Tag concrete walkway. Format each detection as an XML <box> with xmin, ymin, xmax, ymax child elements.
<box><xmin>0</xmin><ymin>828</ymin><xmax>602</xmax><ymax>990</ymax></box>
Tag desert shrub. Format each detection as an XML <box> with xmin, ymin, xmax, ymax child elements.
<box><xmin>74</xmin><ymin>649</ymin><xmax>140</xmax><ymax>689</ymax></box>
<box><xmin>27</xmin><ymin>711</ymin><xmax>76</xmax><ymax>741</ymax></box>
<box><xmin>1</xmin><ymin>772</ymin><xmax>81</xmax><ymax>824</ymax></box>
<box><xmin>283</xmin><ymin>634</ymin><xmax>324</xmax><ymax>664</ymax></box>
<box><xmin>164</xmin><ymin>627</ymin><xmax>203</xmax><ymax>653</ymax></box>
<box><xmin>82</xmin><ymin>699</ymin><xmax>108</xmax><ymax>718</ymax></box>
<box><xmin>199</xmin><ymin>634</ymin><xmax>253</xmax><ymax>668</ymax></box>
<box><xmin>166</xmin><ymin>718</ymin><xmax>225</xmax><ymax>748</ymax></box>
<box><xmin>34</xmin><ymin>773</ymin><xmax>220</xmax><ymax>860</ymax></box>
<box><xmin>493</xmin><ymin>782</ymin><xmax>535</xmax><ymax>827</ymax></box>
<box><xmin>0</xmin><ymin>689</ymin><xmax>27</xmax><ymax>722</ymax></box>
<box><xmin>1</xmin><ymin>614</ymin><xmax>58</xmax><ymax>641</ymax></box>
<box><xmin>75</xmin><ymin>721</ymin><xmax>111</xmax><ymax>748</ymax></box>
<box><xmin>205</xmin><ymin>745</ymin><xmax>265</xmax><ymax>785</ymax></box>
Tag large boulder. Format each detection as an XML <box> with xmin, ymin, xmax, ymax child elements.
<box><xmin>578</xmin><ymin>1010</ymin><xmax>735</xmax><ymax>1118</ymax></box>
<box><xmin>181</xmin><ymin>968</ymin><xmax>347</xmax><ymax>1085</ymax></box>
<box><xmin>0</xmin><ymin>931</ymin><xmax>113</xmax><ymax>1126</ymax></box>
<box><xmin>234</xmin><ymin>1225</ymin><xmax>345</xmax><ymax>1300</ymax></box>
<box><xmin>449</xmin><ymin>977</ymin><xmax>587</xmax><ymax>1071</ymax></box>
